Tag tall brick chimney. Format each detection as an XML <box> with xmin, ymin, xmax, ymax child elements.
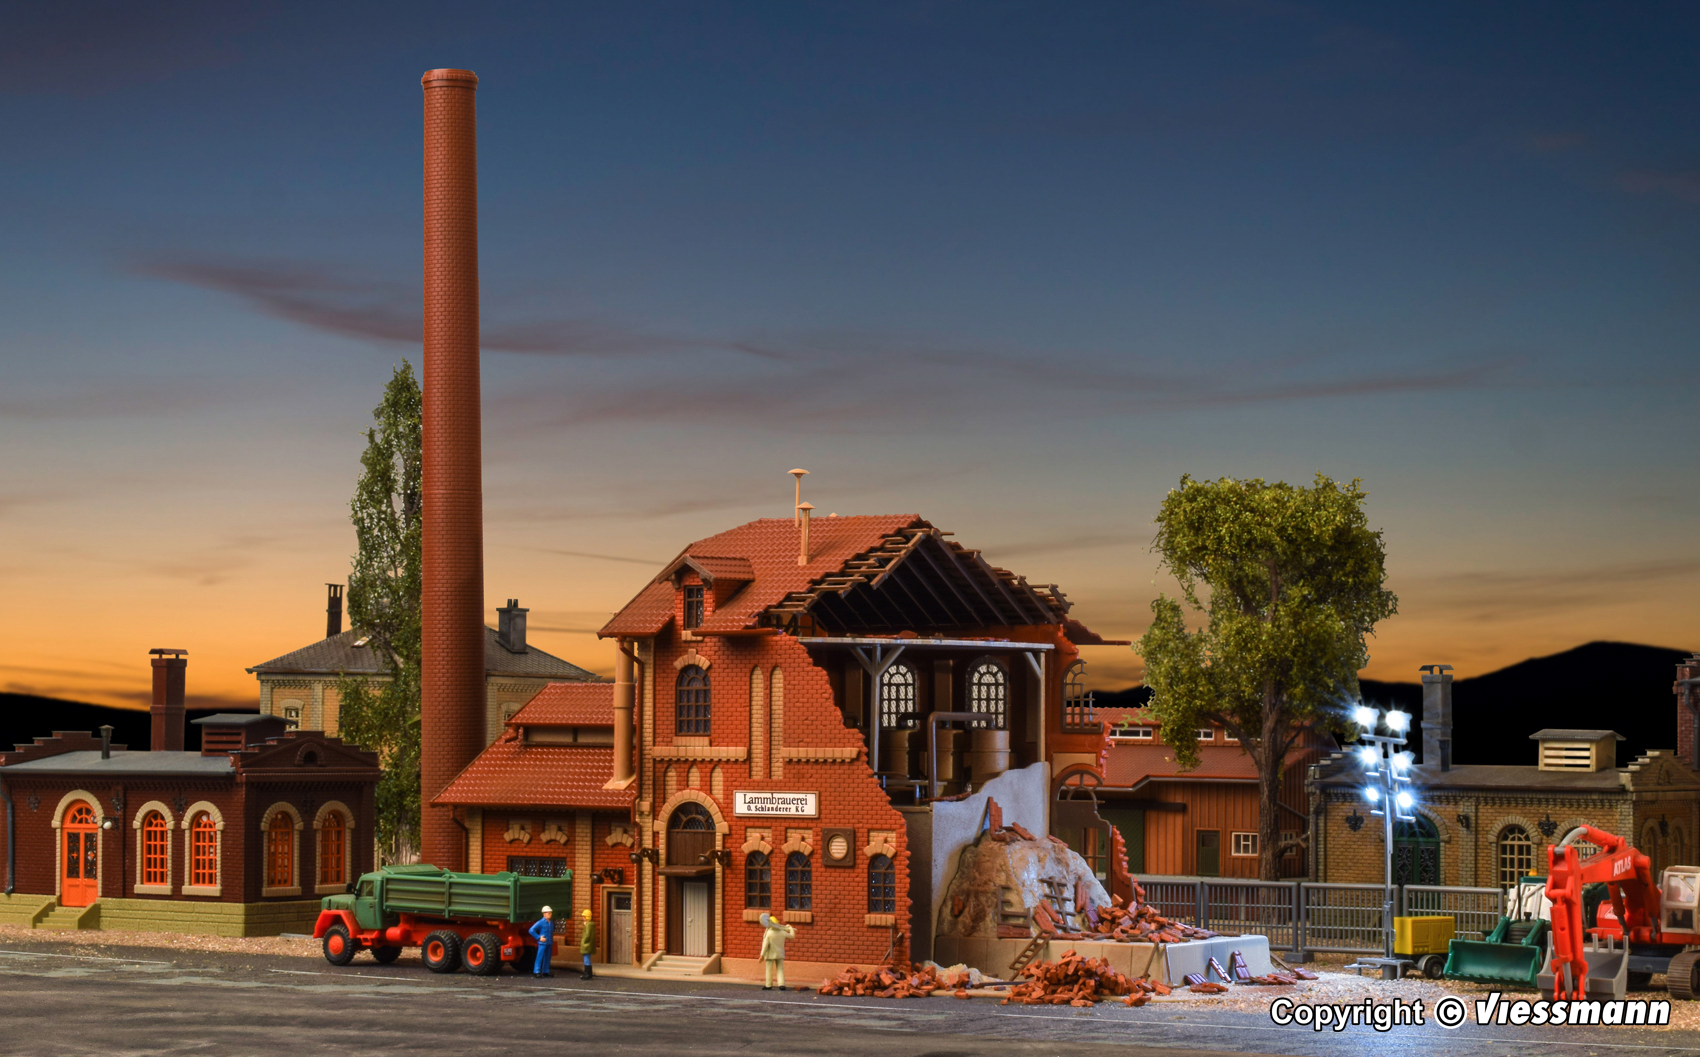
<box><xmin>1420</xmin><ymin>663</ymin><xmax>1453</xmax><ymax>771</ymax></box>
<box><xmin>419</xmin><ymin>68</ymin><xmax>485</xmax><ymax>870</ymax></box>
<box><xmin>149</xmin><ymin>648</ymin><xmax>188</xmax><ymax>752</ymax></box>
<box><xmin>326</xmin><ymin>583</ymin><xmax>344</xmax><ymax>639</ymax></box>
<box><xmin>1676</xmin><ymin>654</ymin><xmax>1700</xmax><ymax>771</ymax></box>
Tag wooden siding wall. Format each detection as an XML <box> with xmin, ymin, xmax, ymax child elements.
<box><xmin>1139</xmin><ymin>784</ymin><xmax>1264</xmax><ymax>877</ymax></box>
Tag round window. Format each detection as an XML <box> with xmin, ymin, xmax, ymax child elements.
<box><xmin>828</xmin><ymin>834</ymin><xmax>850</xmax><ymax>861</ymax></box>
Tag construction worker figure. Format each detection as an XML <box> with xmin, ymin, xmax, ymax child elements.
<box><xmin>759</xmin><ymin>911</ymin><xmax>795</xmax><ymax>990</ymax></box>
<box><xmin>578</xmin><ymin>907</ymin><xmax>597</xmax><ymax>980</ymax></box>
<box><xmin>529</xmin><ymin>905</ymin><xmax>555</xmax><ymax>978</ymax></box>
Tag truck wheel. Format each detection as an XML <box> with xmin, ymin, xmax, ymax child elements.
<box><xmin>371</xmin><ymin>946</ymin><xmax>403</xmax><ymax>965</ymax></box>
<box><xmin>422</xmin><ymin>930</ymin><xmax>462</xmax><ymax>973</ymax></box>
<box><xmin>1420</xmin><ymin>955</ymin><xmax>1445</xmax><ymax>980</ymax></box>
<box><xmin>1669</xmin><ymin>951</ymin><xmax>1700</xmax><ymax>1000</ymax></box>
<box><xmin>464</xmin><ymin>933</ymin><xmax>502</xmax><ymax>976</ymax></box>
<box><xmin>322</xmin><ymin>925</ymin><xmax>358</xmax><ymax>967</ymax></box>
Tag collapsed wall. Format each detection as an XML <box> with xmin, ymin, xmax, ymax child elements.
<box><xmin>936</xmin><ymin>828</ymin><xmax>1110</xmax><ymax>941</ymax></box>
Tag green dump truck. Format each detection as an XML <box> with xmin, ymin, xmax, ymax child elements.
<box><xmin>313</xmin><ymin>864</ymin><xmax>573</xmax><ymax>974</ymax></box>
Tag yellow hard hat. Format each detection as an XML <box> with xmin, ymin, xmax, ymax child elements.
<box><xmin>582</xmin><ymin>908</ymin><xmax>592</xmax><ymax>917</ymax></box>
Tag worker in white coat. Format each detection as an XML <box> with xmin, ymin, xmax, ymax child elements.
<box><xmin>759</xmin><ymin>911</ymin><xmax>796</xmax><ymax>990</ymax></box>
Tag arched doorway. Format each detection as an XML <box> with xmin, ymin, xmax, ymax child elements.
<box><xmin>665</xmin><ymin>802</ymin><xmax>716</xmax><ymax>958</ymax></box>
<box><xmin>62</xmin><ymin>801</ymin><xmax>99</xmax><ymax>907</ymax></box>
<box><xmin>1393</xmin><ymin>815</ymin><xmax>1440</xmax><ymax>886</ymax></box>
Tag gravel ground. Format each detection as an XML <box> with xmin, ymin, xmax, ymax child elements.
<box><xmin>9</xmin><ymin>925</ymin><xmax>1692</xmax><ymax>1030</ymax></box>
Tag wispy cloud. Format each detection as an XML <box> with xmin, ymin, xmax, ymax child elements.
<box><xmin>978</xmin><ymin>533</ymin><xmax>1148</xmax><ymax>561</ymax></box>
<box><xmin>1618</xmin><ymin>169</ymin><xmax>1700</xmax><ymax>204</ymax></box>
<box><xmin>523</xmin><ymin>547</ymin><xmax>667</xmax><ymax>565</ymax></box>
<box><xmin>1402</xmin><ymin>557</ymin><xmax>1700</xmax><ymax>624</ymax></box>
<box><xmin>134</xmin><ymin>256</ymin><xmax>794</xmax><ymax>360</ymax></box>
<box><xmin>0</xmin><ymin>383</ymin><xmax>234</xmax><ymax>420</ymax></box>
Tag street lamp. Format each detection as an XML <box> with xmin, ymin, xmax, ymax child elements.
<box><xmin>1347</xmin><ymin>703</ymin><xmax>1417</xmax><ymax>980</ymax></box>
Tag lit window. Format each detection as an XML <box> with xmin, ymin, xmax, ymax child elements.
<box><xmin>879</xmin><ymin>664</ymin><xmax>917</xmax><ymax>729</ymax></box>
<box><xmin>745</xmin><ymin>852</ymin><xmax>772</xmax><ymax>908</ymax></box>
<box><xmin>967</xmin><ymin>660</ymin><xmax>1008</xmax><ymax>730</ymax></box>
<box><xmin>682</xmin><ymin>585</ymin><xmax>704</xmax><ymax>629</ymax></box>
<box><xmin>785</xmin><ymin>851</ymin><xmax>812</xmax><ymax>911</ymax></box>
<box><xmin>1231</xmin><ymin>832</ymin><xmax>1258</xmax><ymax>857</ymax></box>
<box><xmin>190</xmin><ymin>814</ymin><xmax>218</xmax><ymax>887</ymax></box>
<box><xmin>675</xmin><ymin>665</ymin><xmax>711</xmax><ymax>736</ymax></box>
<box><xmin>141</xmin><ymin>812</ymin><xmax>168</xmax><ymax>887</ymax></box>
<box><xmin>319</xmin><ymin>813</ymin><xmax>346</xmax><ymax>887</ymax></box>
<box><xmin>867</xmin><ymin>854</ymin><xmax>896</xmax><ymax>913</ymax></box>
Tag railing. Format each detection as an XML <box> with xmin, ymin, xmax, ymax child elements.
<box><xmin>1132</xmin><ymin>876</ymin><xmax>1505</xmax><ymax>957</ymax></box>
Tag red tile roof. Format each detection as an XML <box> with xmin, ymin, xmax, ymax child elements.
<box><xmin>432</xmin><ymin>738</ymin><xmax>634</xmax><ymax>810</ymax></box>
<box><xmin>1103</xmin><ymin>743</ymin><xmax>1263</xmax><ymax>787</ymax></box>
<box><xmin>601</xmin><ymin>515</ymin><xmax>921</xmax><ymax>637</ymax></box>
<box><xmin>514</xmin><ymin>682</ymin><xmax>615</xmax><ymax>726</ymax></box>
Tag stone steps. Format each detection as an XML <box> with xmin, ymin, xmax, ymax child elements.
<box><xmin>35</xmin><ymin>903</ymin><xmax>99</xmax><ymax>930</ymax></box>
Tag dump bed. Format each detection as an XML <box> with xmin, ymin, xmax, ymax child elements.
<box><xmin>376</xmin><ymin>865</ymin><xmax>572</xmax><ymax>923</ymax></box>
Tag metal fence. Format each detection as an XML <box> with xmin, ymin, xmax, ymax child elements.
<box><xmin>1132</xmin><ymin>876</ymin><xmax>1506</xmax><ymax>956</ymax></box>
<box><xmin>1400</xmin><ymin>885</ymin><xmax>1501</xmax><ymax>942</ymax></box>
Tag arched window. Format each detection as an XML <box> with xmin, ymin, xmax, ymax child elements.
<box><xmin>667</xmin><ymin>802</ymin><xmax>717</xmax><ymax>869</ymax></box>
<box><xmin>785</xmin><ymin>851</ymin><xmax>812</xmax><ymax>911</ymax></box>
<box><xmin>1497</xmin><ymin>825</ymin><xmax>1534</xmax><ymax>888</ymax></box>
<box><xmin>141</xmin><ymin>812</ymin><xmax>169</xmax><ymax>887</ymax></box>
<box><xmin>319</xmin><ymin>813</ymin><xmax>347</xmax><ymax>888</ymax></box>
<box><xmin>670</xmin><ymin>802</ymin><xmax>714</xmax><ymax>831</ymax></box>
<box><xmin>867</xmin><ymin>854</ymin><xmax>896</xmax><ymax>913</ymax></box>
<box><xmin>744</xmin><ymin>852</ymin><xmax>772</xmax><ymax>908</ymax></box>
<box><xmin>676</xmin><ymin>665</ymin><xmax>711</xmax><ymax>736</ymax></box>
<box><xmin>967</xmin><ymin>659</ymin><xmax>1008</xmax><ymax>729</ymax></box>
<box><xmin>879</xmin><ymin>663</ymin><xmax>918</xmax><ymax>729</ymax></box>
<box><xmin>190</xmin><ymin>813</ymin><xmax>218</xmax><ymax>888</ymax></box>
<box><xmin>266</xmin><ymin>812</ymin><xmax>294</xmax><ymax>888</ymax></box>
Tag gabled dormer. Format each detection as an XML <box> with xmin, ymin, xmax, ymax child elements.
<box><xmin>658</xmin><ymin>553</ymin><xmax>756</xmax><ymax>634</ymax></box>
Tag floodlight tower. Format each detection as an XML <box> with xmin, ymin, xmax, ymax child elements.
<box><xmin>1348</xmin><ymin>703</ymin><xmax>1417</xmax><ymax>980</ymax></box>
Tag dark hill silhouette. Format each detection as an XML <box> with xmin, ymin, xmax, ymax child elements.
<box><xmin>0</xmin><ymin>693</ymin><xmax>257</xmax><ymax>755</ymax></box>
<box><xmin>1093</xmin><ymin>641</ymin><xmax>1693</xmax><ymax>768</ymax></box>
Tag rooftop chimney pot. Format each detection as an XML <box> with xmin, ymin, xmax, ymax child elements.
<box><xmin>148</xmin><ymin>648</ymin><xmax>188</xmax><ymax>752</ymax></box>
<box><xmin>1420</xmin><ymin>663</ymin><xmax>1453</xmax><ymax>771</ymax></box>
<box><xmin>798</xmin><ymin>502</ymin><xmax>814</xmax><ymax>565</ymax></box>
<box><xmin>790</xmin><ymin>469</ymin><xmax>808</xmax><ymax>525</ymax></box>
<box><xmin>326</xmin><ymin>583</ymin><xmax>344</xmax><ymax>639</ymax></box>
<box><xmin>99</xmin><ymin>725</ymin><xmax>113</xmax><ymax>760</ymax></box>
<box><xmin>497</xmin><ymin>598</ymin><xmax>529</xmax><ymax>653</ymax></box>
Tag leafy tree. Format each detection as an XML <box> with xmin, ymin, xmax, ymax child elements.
<box><xmin>337</xmin><ymin>362</ymin><xmax>423</xmax><ymax>864</ymax></box>
<box><xmin>1135</xmin><ymin>474</ymin><xmax>1397</xmax><ymax>881</ymax></box>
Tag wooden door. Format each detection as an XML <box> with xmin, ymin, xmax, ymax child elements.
<box><xmin>62</xmin><ymin>802</ymin><xmax>99</xmax><ymax>907</ymax></box>
<box><xmin>606</xmin><ymin>890</ymin><xmax>633</xmax><ymax>964</ymax></box>
<box><xmin>1195</xmin><ymin>829</ymin><xmax>1220</xmax><ymax>878</ymax></box>
<box><xmin>682</xmin><ymin>881</ymin><xmax>710</xmax><ymax>958</ymax></box>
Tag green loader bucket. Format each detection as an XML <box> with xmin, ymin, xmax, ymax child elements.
<box><xmin>1443</xmin><ymin>940</ymin><xmax>1543</xmax><ymax>987</ymax></box>
<box><xmin>1443</xmin><ymin>917</ymin><xmax>1548</xmax><ymax>988</ymax></box>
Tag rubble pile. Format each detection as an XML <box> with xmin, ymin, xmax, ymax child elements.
<box><xmin>997</xmin><ymin>951</ymin><xmax>1138</xmax><ymax>1007</ymax></box>
<box><xmin>817</xmin><ymin>962</ymin><xmax>979</xmax><ymax>999</ymax></box>
<box><xmin>1049</xmin><ymin>886</ymin><xmax>1219</xmax><ymax>943</ymax></box>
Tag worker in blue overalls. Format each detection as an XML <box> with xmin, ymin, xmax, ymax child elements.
<box><xmin>529</xmin><ymin>905</ymin><xmax>555</xmax><ymax>978</ymax></box>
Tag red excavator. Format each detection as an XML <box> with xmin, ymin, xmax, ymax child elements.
<box><xmin>1545</xmin><ymin>824</ymin><xmax>1700</xmax><ymax>999</ymax></box>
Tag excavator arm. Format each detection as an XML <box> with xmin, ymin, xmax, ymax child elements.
<box><xmin>1544</xmin><ymin>825</ymin><xmax>1659</xmax><ymax>1001</ymax></box>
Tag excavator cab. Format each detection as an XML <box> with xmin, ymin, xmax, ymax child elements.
<box><xmin>1661</xmin><ymin>867</ymin><xmax>1700</xmax><ymax>935</ymax></box>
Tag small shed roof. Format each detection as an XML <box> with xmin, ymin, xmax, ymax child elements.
<box><xmin>1529</xmin><ymin>729</ymin><xmax>1625</xmax><ymax>742</ymax></box>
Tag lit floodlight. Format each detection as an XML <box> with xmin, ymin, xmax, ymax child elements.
<box><xmin>1392</xmin><ymin>751</ymin><xmax>1414</xmax><ymax>772</ymax></box>
<box><xmin>1364</xmin><ymin>786</ymin><xmax>1380</xmax><ymax>802</ymax></box>
<box><xmin>1358</xmin><ymin>745</ymin><xmax>1380</xmax><ymax>767</ymax></box>
<box><xmin>1385</xmin><ymin>710</ymin><xmax>1410</xmax><ymax>733</ymax></box>
<box><xmin>1395</xmin><ymin>790</ymin><xmax>1414</xmax><ymax>810</ymax></box>
<box><xmin>1353</xmin><ymin>705</ymin><xmax>1378</xmax><ymax>729</ymax></box>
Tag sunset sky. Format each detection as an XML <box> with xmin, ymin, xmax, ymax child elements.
<box><xmin>3</xmin><ymin>3</ymin><xmax>1697</xmax><ymax>712</ymax></box>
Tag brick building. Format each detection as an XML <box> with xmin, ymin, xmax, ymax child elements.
<box><xmin>433</xmin><ymin>682</ymin><xmax>641</xmax><ymax>964</ymax></box>
<box><xmin>432</xmin><ymin>511</ymin><xmax>1121</xmax><ymax>974</ymax></box>
<box><xmin>1308</xmin><ymin>664</ymin><xmax>1700</xmax><ymax>888</ymax></box>
<box><xmin>248</xmin><ymin>594</ymin><xmax>600</xmax><ymax>743</ymax></box>
<box><xmin>1095</xmin><ymin>707</ymin><xmax>1328</xmax><ymax>879</ymax></box>
<box><xmin>0</xmin><ymin>652</ymin><xmax>379</xmax><ymax>936</ymax></box>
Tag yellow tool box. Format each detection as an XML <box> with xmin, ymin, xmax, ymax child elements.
<box><xmin>1394</xmin><ymin>915</ymin><xmax>1456</xmax><ymax>956</ymax></box>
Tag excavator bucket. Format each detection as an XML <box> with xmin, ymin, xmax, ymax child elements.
<box><xmin>1536</xmin><ymin>934</ymin><xmax>1629</xmax><ymax>1001</ymax></box>
<box><xmin>1443</xmin><ymin>917</ymin><xmax>1548</xmax><ymax>988</ymax></box>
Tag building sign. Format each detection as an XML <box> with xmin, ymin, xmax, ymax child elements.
<box><xmin>733</xmin><ymin>791</ymin><xmax>818</xmax><ymax>818</ymax></box>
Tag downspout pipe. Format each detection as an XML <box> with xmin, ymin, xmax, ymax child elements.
<box><xmin>1</xmin><ymin>774</ymin><xmax>13</xmax><ymax>895</ymax></box>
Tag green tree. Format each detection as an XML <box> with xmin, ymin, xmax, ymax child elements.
<box><xmin>1135</xmin><ymin>474</ymin><xmax>1397</xmax><ymax>881</ymax></box>
<box><xmin>337</xmin><ymin>362</ymin><xmax>423</xmax><ymax>864</ymax></box>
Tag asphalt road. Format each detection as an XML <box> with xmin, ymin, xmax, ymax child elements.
<box><xmin>3</xmin><ymin>938</ymin><xmax>1700</xmax><ymax>1057</ymax></box>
